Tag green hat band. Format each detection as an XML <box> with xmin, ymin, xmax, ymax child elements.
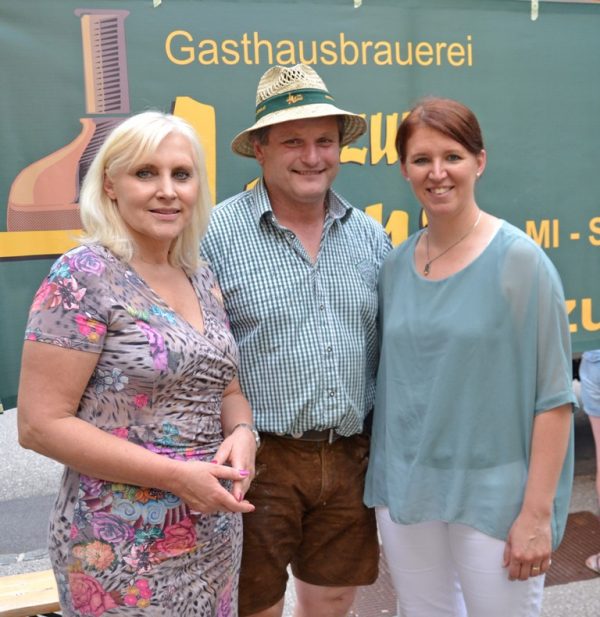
<box><xmin>255</xmin><ymin>88</ymin><xmax>336</xmax><ymax>121</ymax></box>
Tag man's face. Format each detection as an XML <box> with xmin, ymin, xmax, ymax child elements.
<box><xmin>253</xmin><ymin>116</ymin><xmax>341</xmax><ymax>209</ymax></box>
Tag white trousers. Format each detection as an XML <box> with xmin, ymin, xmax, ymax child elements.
<box><xmin>376</xmin><ymin>508</ymin><xmax>545</xmax><ymax>617</ymax></box>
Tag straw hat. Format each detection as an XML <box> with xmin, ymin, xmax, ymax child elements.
<box><xmin>231</xmin><ymin>64</ymin><xmax>367</xmax><ymax>158</ymax></box>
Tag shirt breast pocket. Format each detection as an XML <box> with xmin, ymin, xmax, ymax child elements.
<box><xmin>354</xmin><ymin>259</ymin><xmax>378</xmax><ymax>291</ymax></box>
<box><xmin>225</xmin><ymin>264</ymin><xmax>297</xmax><ymax>325</ymax></box>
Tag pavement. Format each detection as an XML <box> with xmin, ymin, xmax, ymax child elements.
<box><xmin>1</xmin><ymin>406</ymin><xmax>599</xmax><ymax>616</ymax></box>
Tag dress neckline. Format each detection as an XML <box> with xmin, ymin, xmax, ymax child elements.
<box><xmin>412</xmin><ymin>219</ymin><xmax>504</xmax><ymax>282</ymax></box>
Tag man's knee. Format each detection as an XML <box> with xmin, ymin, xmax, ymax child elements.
<box><xmin>294</xmin><ymin>580</ymin><xmax>356</xmax><ymax>617</ymax></box>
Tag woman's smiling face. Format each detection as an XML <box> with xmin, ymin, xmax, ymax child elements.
<box><xmin>401</xmin><ymin>124</ymin><xmax>486</xmax><ymax>220</ymax></box>
<box><xmin>103</xmin><ymin>131</ymin><xmax>200</xmax><ymax>257</ymax></box>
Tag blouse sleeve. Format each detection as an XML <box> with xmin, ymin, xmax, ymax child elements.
<box><xmin>24</xmin><ymin>247</ymin><xmax>110</xmax><ymax>353</ymax></box>
<box><xmin>502</xmin><ymin>233</ymin><xmax>576</xmax><ymax>414</ymax></box>
<box><xmin>533</xmin><ymin>250</ymin><xmax>577</xmax><ymax>414</ymax></box>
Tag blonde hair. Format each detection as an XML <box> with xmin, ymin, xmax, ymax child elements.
<box><xmin>79</xmin><ymin>111</ymin><xmax>212</xmax><ymax>273</ymax></box>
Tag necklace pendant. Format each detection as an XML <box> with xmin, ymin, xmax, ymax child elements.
<box><xmin>423</xmin><ymin>263</ymin><xmax>430</xmax><ymax>276</ymax></box>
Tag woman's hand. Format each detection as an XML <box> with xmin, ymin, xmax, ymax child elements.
<box><xmin>503</xmin><ymin>404</ymin><xmax>572</xmax><ymax>581</ymax></box>
<box><xmin>218</xmin><ymin>376</ymin><xmax>257</xmax><ymax>503</ymax></box>
<box><xmin>172</xmin><ymin>459</ymin><xmax>255</xmax><ymax>514</ymax></box>
<box><xmin>18</xmin><ymin>343</ymin><xmax>255</xmax><ymax>515</ymax></box>
<box><xmin>503</xmin><ymin>510</ymin><xmax>552</xmax><ymax>581</ymax></box>
<box><xmin>213</xmin><ymin>425</ymin><xmax>257</xmax><ymax>502</ymax></box>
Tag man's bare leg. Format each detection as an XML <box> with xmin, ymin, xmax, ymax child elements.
<box><xmin>293</xmin><ymin>579</ymin><xmax>356</xmax><ymax>617</ymax></box>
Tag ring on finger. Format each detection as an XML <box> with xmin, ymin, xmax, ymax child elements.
<box><xmin>531</xmin><ymin>565</ymin><xmax>541</xmax><ymax>573</ymax></box>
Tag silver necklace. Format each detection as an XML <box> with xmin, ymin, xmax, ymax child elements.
<box><xmin>423</xmin><ymin>209</ymin><xmax>482</xmax><ymax>276</ymax></box>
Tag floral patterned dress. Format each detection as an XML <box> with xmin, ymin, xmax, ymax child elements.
<box><xmin>25</xmin><ymin>244</ymin><xmax>242</xmax><ymax>617</ymax></box>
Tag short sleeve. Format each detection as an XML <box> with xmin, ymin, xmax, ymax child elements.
<box><xmin>501</xmin><ymin>234</ymin><xmax>576</xmax><ymax>414</ymax></box>
<box><xmin>534</xmin><ymin>252</ymin><xmax>577</xmax><ymax>413</ymax></box>
<box><xmin>25</xmin><ymin>247</ymin><xmax>110</xmax><ymax>353</ymax></box>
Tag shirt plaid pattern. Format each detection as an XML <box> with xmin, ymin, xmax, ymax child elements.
<box><xmin>202</xmin><ymin>180</ymin><xmax>392</xmax><ymax>436</ymax></box>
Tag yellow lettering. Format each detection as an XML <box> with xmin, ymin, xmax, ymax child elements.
<box><xmin>566</xmin><ymin>299</ymin><xmax>578</xmax><ymax>334</ymax></box>
<box><xmin>244</xmin><ymin>177</ymin><xmax>260</xmax><ymax>191</ymax></box>
<box><xmin>365</xmin><ymin>202</ymin><xmax>408</xmax><ymax>246</ymax></box>
<box><xmin>373</xmin><ymin>41</ymin><xmax>392</xmax><ymax>66</ymax></box>
<box><xmin>320</xmin><ymin>40</ymin><xmax>338</xmax><ymax>65</ymax></box>
<box><xmin>340</xmin><ymin>33</ymin><xmax>359</xmax><ymax>65</ymax></box>
<box><xmin>361</xmin><ymin>40</ymin><xmax>374</xmax><ymax>64</ymax></box>
<box><xmin>341</xmin><ymin>114</ymin><xmax>368</xmax><ymax>164</ymax></box>
<box><xmin>525</xmin><ymin>219</ymin><xmax>553</xmax><ymax>248</ymax></box>
<box><xmin>165</xmin><ymin>30</ymin><xmax>194</xmax><ymax>65</ymax></box>
<box><xmin>447</xmin><ymin>42</ymin><xmax>465</xmax><ymax>67</ymax></box>
<box><xmin>365</xmin><ymin>203</ymin><xmax>384</xmax><ymax>223</ymax></box>
<box><xmin>172</xmin><ymin>97</ymin><xmax>217</xmax><ymax>203</ymax></box>
<box><xmin>253</xmin><ymin>32</ymin><xmax>274</xmax><ymax>64</ymax></box>
<box><xmin>221</xmin><ymin>40</ymin><xmax>240</xmax><ymax>65</ymax></box>
<box><xmin>298</xmin><ymin>40</ymin><xmax>317</xmax><ymax>65</ymax></box>
<box><xmin>582</xmin><ymin>298</ymin><xmax>600</xmax><ymax>331</ymax></box>
<box><xmin>240</xmin><ymin>33</ymin><xmax>252</xmax><ymax>64</ymax></box>
<box><xmin>341</xmin><ymin>143</ymin><xmax>367</xmax><ymax>164</ymax></box>
<box><xmin>370</xmin><ymin>113</ymin><xmax>399</xmax><ymax>165</ymax></box>
<box><xmin>275</xmin><ymin>40</ymin><xmax>296</xmax><ymax>65</ymax></box>
<box><xmin>415</xmin><ymin>42</ymin><xmax>433</xmax><ymax>66</ymax></box>
<box><xmin>365</xmin><ymin>204</ymin><xmax>409</xmax><ymax>246</ymax></box>
<box><xmin>552</xmin><ymin>219</ymin><xmax>560</xmax><ymax>247</ymax></box>
<box><xmin>395</xmin><ymin>42</ymin><xmax>413</xmax><ymax>66</ymax></box>
<box><xmin>385</xmin><ymin>210</ymin><xmax>410</xmax><ymax>246</ymax></box>
<box><xmin>589</xmin><ymin>216</ymin><xmax>600</xmax><ymax>246</ymax></box>
<box><xmin>165</xmin><ymin>33</ymin><xmax>476</xmax><ymax>70</ymax></box>
<box><xmin>198</xmin><ymin>39</ymin><xmax>219</xmax><ymax>65</ymax></box>
<box><xmin>435</xmin><ymin>42</ymin><xmax>447</xmax><ymax>65</ymax></box>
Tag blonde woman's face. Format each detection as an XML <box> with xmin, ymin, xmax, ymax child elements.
<box><xmin>103</xmin><ymin>132</ymin><xmax>199</xmax><ymax>257</ymax></box>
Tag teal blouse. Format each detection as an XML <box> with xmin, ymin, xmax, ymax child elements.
<box><xmin>364</xmin><ymin>221</ymin><xmax>576</xmax><ymax>549</ymax></box>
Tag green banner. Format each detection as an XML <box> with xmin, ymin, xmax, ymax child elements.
<box><xmin>1</xmin><ymin>0</ymin><xmax>599</xmax><ymax>406</ymax></box>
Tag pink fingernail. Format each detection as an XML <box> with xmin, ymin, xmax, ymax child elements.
<box><xmin>239</xmin><ymin>469</ymin><xmax>250</xmax><ymax>477</ymax></box>
<box><xmin>211</xmin><ymin>459</ymin><xmax>218</xmax><ymax>464</ymax></box>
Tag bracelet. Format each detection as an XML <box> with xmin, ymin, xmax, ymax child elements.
<box><xmin>231</xmin><ymin>422</ymin><xmax>261</xmax><ymax>448</ymax></box>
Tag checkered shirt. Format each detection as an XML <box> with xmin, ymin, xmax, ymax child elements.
<box><xmin>201</xmin><ymin>180</ymin><xmax>392</xmax><ymax>436</ymax></box>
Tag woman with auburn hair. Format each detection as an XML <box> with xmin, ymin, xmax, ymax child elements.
<box><xmin>365</xmin><ymin>97</ymin><xmax>576</xmax><ymax>617</ymax></box>
<box><xmin>18</xmin><ymin>111</ymin><xmax>257</xmax><ymax>616</ymax></box>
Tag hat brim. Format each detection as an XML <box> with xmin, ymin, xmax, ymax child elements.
<box><xmin>231</xmin><ymin>103</ymin><xmax>367</xmax><ymax>158</ymax></box>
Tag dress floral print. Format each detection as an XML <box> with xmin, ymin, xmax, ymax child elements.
<box><xmin>25</xmin><ymin>244</ymin><xmax>242</xmax><ymax>617</ymax></box>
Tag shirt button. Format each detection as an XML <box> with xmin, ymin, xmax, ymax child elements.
<box><xmin>319</xmin><ymin>304</ymin><xmax>325</xmax><ymax>311</ymax></box>
<box><xmin>287</xmin><ymin>231</ymin><xmax>295</xmax><ymax>239</ymax></box>
<box><xmin>329</xmin><ymin>389</ymin><xmax>336</xmax><ymax>397</ymax></box>
<box><xmin>326</xmin><ymin>346</ymin><xmax>332</xmax><ymax>353</ymax></box>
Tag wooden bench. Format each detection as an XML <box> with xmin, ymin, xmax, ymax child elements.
<box><xmin>0</xmin><ymin>569</ymin><xmax>60</xmax><ymax>617</ymax></box>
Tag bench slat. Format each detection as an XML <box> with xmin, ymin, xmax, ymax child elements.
<box><xmin>0</xmin><ymin>569</ymin><xmax>60</xmax><ymax>617</ymax></box>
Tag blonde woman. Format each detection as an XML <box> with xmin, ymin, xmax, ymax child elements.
<box><xmin>18</xmin><ymin>111</ymin><xmax>257</xmax><ymax>616</ymax></box>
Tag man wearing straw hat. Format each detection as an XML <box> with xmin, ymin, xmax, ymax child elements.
<box><xmin>202</xmin><ymin>64</ymin><xmax>391</xmax><ymax>617</ymax></box>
